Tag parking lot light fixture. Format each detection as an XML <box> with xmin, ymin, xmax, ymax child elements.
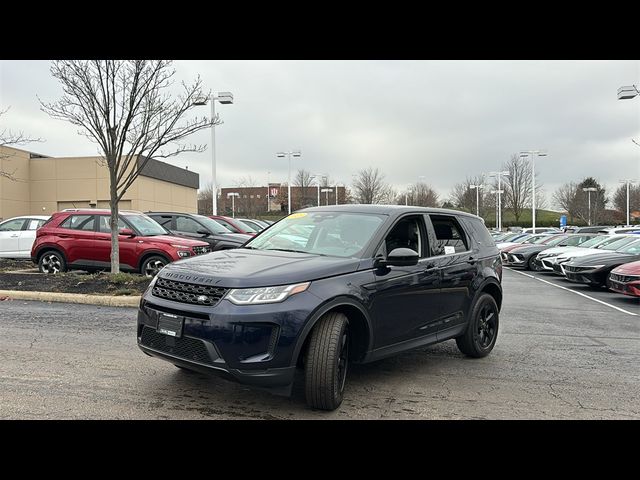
<box><xmin>277</xmin><ymin>150</ymin><xmax>302</xmax><ymax>214</ymax></box>
<box><xmin>620</xmin><ymin>179</ymin><xmax>638</xmax><ymax>226</ymax></box>
<box><xmin>321</xmin><ymin>188</ymin><xmax>333</xmax><ymax>206</ymax></box>
<box><xmin>582</xmin><ymin>187</ymin><xmax>598</xmax><ymax>226</ymax></box>
<box><xmin>520</xmin><ymin>151</ymin><xmax>547</xmax><ymax>233</ymax></box>
<box><xmin>489</xmin><ymin>170</ymin><xmax>510</xmax><ymax>231</ymax></box>
<box><xmin>193</xmin><ymin>91</ymin><xmax>234</xmax><ymax>216</ymax></box>
<box><xmin>618</xmin><ymin>85</ymin><xmax>639</xmax><ymax>100</ymax></box>
<box><xmin>227</xmin><ymin>192</ymin><xmax>240</xmax><ymax>218</ymax></box>
<box><xmin>469</xmin><ymin>184</ymin><xmax>484</xmax><ymax>217</ymax></box>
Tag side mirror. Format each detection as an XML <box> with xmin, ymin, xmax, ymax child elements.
<box><xmin>118</xmin><ymin>228</ymin><xmax>135</xmax><ymax>237</ymax></box>
<box><xmin>196</xmin><ymin>229</ymin><xmax>211</xmax><ymax>237</ymax></box>
<box><xmin>376</xmin><ymin>248</ymin><xmax>419</xmax><ymax>267</ymax></box>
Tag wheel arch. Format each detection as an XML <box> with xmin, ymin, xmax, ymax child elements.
<box><xmin>477</xmin><ymin>278</ymin><xmax>502</xmax><ymax>312</ymax></box>
<box><xmin>137</xmin><ymin>250</ymin><xmax>172</xmax><ymax>273</ymax></box>
<box><xmin>292</xmin><ymin>297</ymin><xmax>373</xmax><ymax>367</ymax></box>
<box><xmin>35</xmin><ymin>245</ymin><xmax>66</xmax><ymax>263</ymax></box>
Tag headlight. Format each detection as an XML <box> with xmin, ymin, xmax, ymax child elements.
<box><xmin>226</xmin><ymin>282</ymin><xmax>310</xmax><ymax>305</ymax></box>
<box><xmin>581</xmin><ymin>265</ymin><xmax>605</xmax><ymax>269</ymax></box>
<box><xmin>559</xmin><ymin>257</ymin><xmax>573</xmax><ymax>263</ymax></box>
<box><xmin>171</xmin><ymin>244</ymin><xmax>191</xmax><ymax>249</ymax></box>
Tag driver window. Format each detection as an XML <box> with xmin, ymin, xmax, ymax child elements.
<box><xmin>382</xmin><ymin>216</ymin><xmax>425</xmax><ymax>258</ymax></box>
<box><xmin>176</xmin><ymin>216</ymin><xmax>202</xmax><ymax>234</ymax></box>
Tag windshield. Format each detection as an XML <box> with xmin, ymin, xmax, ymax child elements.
<box><xmin>193</xmin><ymin>215</ymin><xmax>233</xmax><ymax>234</ymax></box>
<box><xmin>123</xmin><ymin>214</ymin><xmax>169</xmax><ymax>236</ymax></box>
<box><xmin>233</xmin><ymin>219</ymin><xmax>258</xmax><ymax>233</ymax></box>
<box><xmin>545</xmin><ymin>236</ymin><xmax>568</xmax><ymax>246</ymax></box>
<box><xmin>577</xmin><ymin>236</ymin><xmax>609</xmax><ymax>248</ymax></box>
<box><xmin>602</xmin><ymin>236</ymin><xmax>639</xmax><ymax>251</ymax></box>
<box><xmin>244</xmin><ymin>211</ymin><xmax>385</xmax><ymax>258</ymax></box>
<box><xmin>619</xmin><ymin>240</ymin><xmax>640</xmax><ymax>255</ymax></box>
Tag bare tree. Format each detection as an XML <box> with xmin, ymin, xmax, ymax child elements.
<box><xmin>40</xmin><ymin>60</ymin><xmax>216</xmax><ymax>273</ymax></box>
<box><xmin>233</xmin><ymin>176</ymin><xmax>260</xmax><ymax>217</ymax></box>
<box><xmin>294</xmin><ymin>169</ymin><xmax>315</xmax><ymax>207</ymax></box>
<box><xmin>502</xmin><ymin>154</ymin><xmax>533</xmax><ymax>222</ymax></box>
<box><xmin>0</xmin><ymin>107</ymin><xmax>43</xmax><ymax>179</ymax></box>
<box><xmin>553</xmin><ymin>178</ymin><xmax>608</xmax><ymax>225</ymax></box>
<box><xmin>197</xmin><ymin>182</ymin><xmax>214</xmax><ymax>215</ymax></box>
<box><xmin>553</xmin><ymin>181</ymin><xmax>581</xmax><ymax>222</ymax></box>
<box><xmin>448</xmin><ymin>175</ymin><xmax>486</xmax><ymax>214</ymax></box>
<box><xmin>613</xmin><ymin>182</ymin><xmax>640</xmax><ymax>219</ymax></box>
<box><xmin>400</xmin><ymin>182</ymin><xmax>439</xmax><ymax>207</ymax></box>
<box><xmin>352</xmin><ymin>167</ymin><xmax>391</xmax><ymax>204</ymax></box>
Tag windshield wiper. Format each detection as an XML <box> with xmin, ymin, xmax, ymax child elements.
<box><xmin>264</xmin><ymin>248</ymin><xmax>328</xmax><ymax>256</ymax></box>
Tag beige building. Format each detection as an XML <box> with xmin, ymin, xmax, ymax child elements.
<box><xmin>0</xmin><ymin>146</ymin><xmax>198</xmax><ymax>221</ymax></box>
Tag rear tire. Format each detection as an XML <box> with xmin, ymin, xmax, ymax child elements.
<box><xmin>456</xmin><ymin>293</ymin><xmax>499</xmax><ymax>358</ymax></box>
<box><xmin>304</xmin><ymin>312</ymin><xmax>350</xmax><ymax>411</ymax></box>
<box><xmin>527</xmin><ymin>255</ymin><xmax>537</xmax><ymax>271</ymax></box>
<box><xmin>38</xmin><ymin>251</ymin><xmax>67</xmax><ymax>274</ymax></box>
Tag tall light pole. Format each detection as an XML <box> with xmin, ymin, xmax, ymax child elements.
<box><xmin>227</xmin><ymin>192</ymin><xmax>239</xmax><ymax>218</ymax></box>
<box><xmin>620</xmin><ymin>179</ymin><xmax>638</xmax><ymax>226</ymax></box>
<box><xmin>582</xmin><ymin>187</ymin><xmax>597</xmax><ymax>226</ymax></box>
<box><xmin>489</xmin><ymin>170</ymin><xmax>510</xmax><ymax>231</ymax></box>
<box><xmin>321</xmin><ymin>188</ymin><xmax>333</xmax><ymax>206</ymax></box>
<box><xmin>469</xmin><ymin>184</ymin><xmax>484</xmax><ymax>217</ymax></box>
<box><xmin>520</xmin><ymin>151</ymin><xmax>547</xmax><ymax>233</ymax></box>
<box><xmin>313</xmin><ymin>173</ymin><xmax>325</xmax><ymax>206</ymax></box>
<box><xmin>334</xmin><ymin>183</ymin><xmax>343</xmax><ymax>205</ymax></box>
<box><xmin>193</xmin><ymin>91</ymin><xmax>234</xmax><ymax>216</ymax></box>
<box><xmin>276</xmin><ymin>150</ymin><xmax>301</xmax><ymax>214</ymax></box>
<box><xmin>266</xmin><ymin>171</ymin><xmax>271</xmax><ymax>212</ymax></box>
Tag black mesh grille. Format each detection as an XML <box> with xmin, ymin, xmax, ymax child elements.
<box><xmin>610</xmin><ymin>273</ymin><xmax>639</xmax><ymax>283</ymax></box>
<box><xmin>193</xmin><ymin>246</ymin><xmax>210</xmax><ymax>255</ymax></box>
<box><xmin>152</xmin><ymin>277</ymin><xmax>227</xmax><ymax>306</ymax></box>
<box><xmin>140</xmin><ymin>326</ymin><xmax>214</xmax><ymax>365</ymax></box>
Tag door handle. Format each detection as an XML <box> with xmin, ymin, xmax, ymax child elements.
<box><xmin>10</xmin><ymin>234</ymin><xmax>19</xmax><ymax>238</ymax></box>
<box><xmin>59</xmin><ymin>234</ymin><xmax>71</xmax><ymax>238</ymax></box>
<box><xmin>97</xmin><ymin>237</ymin><xmax>110</xmax><ymax>241</ymax></box>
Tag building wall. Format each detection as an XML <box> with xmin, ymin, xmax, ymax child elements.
<box><xmin>0</xmin><ymin>148</ymin><xmax>197</xmax><ymax>220</ymax></box>
<box><xmin>0</xmin><ymin>146</ymin><xmax>32</xmax><ymax>221</ymax></box>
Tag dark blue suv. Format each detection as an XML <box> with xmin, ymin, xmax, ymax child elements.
<box><xmin>137</xmin><ymin>205</ymin><xmax>502</xmax><ymax>410</ymax></box>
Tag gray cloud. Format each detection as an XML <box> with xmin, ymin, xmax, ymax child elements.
<box><xmin>1</xmin><ymin>60</ymin><xmax>638</xmax><ymax>206</ymax></box>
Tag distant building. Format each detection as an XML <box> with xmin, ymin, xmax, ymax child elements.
<box><xmin>0</xmin><ymin>146</ymin><xmax>198</xmax><ymax>221</ymax></box>
<box><xmin>199</xmin><ymin>185</ymin><xmax>347</xmax><ymax>217</ymax></box>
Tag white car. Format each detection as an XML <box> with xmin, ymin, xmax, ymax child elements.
<box><xmin>0</xmin><ymin>215</ymin><xmax>50</xmax><ymax>258</ymax></box>
<box><xmin>534</xmin><ymin>234</ymin><xmax>600</xmax><ymax>271</ymax></box>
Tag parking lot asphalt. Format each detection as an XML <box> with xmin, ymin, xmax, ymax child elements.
<box><xmin>0</xmin><ymin>267</ymin><xmax>638</xmax><ymax>419</ymax></box>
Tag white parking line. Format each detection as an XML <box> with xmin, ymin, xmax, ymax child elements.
<box><xmin>504</xmin><ymin>267</ymin><xmax>638</xmax><ymax>317</ymax></box>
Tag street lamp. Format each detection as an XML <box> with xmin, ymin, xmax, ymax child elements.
<box><xmin>321</xmin><ymin>188</ymin><xmax>333</xmax><ymax>206</ymax></box>
<box><xmin>469</xmin><ymin>184</ymin><xmax>484</xmax><ymax>217</ymax></box>
<box><xmin>520</xmin><ymin>150</ymin><xmax>547</xmax><ymax>233</ymax></box>
<box><xmin>617</xmin><ymin>85</ymin><xmax>639</xmax><ymax>100</ymax></box>
<box><xmin>334</xmin><ymin>183</ymin><xmax>344</xmax><ymax>205</ymax></box>
<box><xmin>489</xmin><ymin>170</ymin><xmax>510</xmax><ymax>231</ymax></box>
<box><xmin>582</xmin><ymin>187</ymin><xmax>597</xmax><ymax>226</ymax></box>
<box><xmin>313</xmin><ymin>173</ymin><xmax>326</xmax><ymax>206</ymax></box>
<box><xmin>276</xmin><ymin>150</ymin><xmax>302</xmax><ymax>215</ymax></box>
<box><xmin>620</xmin><ymin>179</ymin><xmax>638</xmax><ymax>226</ymax></box>
<box><xmin>193</xmin><ymin>91</ymin><xmax>234</xmax><ymax>216</ymax></box>
<box><xmin>266</xmin><ymin>171</ymin><xmax>271</xmax><ymax>212</ymax></box>
<box><xmin>227</xmin><ymin>192</ymin><xmax>239</xmax><ymax>218</ymax></box>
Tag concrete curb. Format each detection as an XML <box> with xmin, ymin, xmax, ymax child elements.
<box><xmin>0</xmin><ymin>289</ymin><xmax>140</xmax><ymax>308</ymax></box>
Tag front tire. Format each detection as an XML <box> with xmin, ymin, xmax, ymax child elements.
<box><xmin>304</xmin><ymin>312</ymin><xmax>350</xmax><ymax>411</ymax></box>
<box><xmin>140</xmin><ymin>255</ymin><xmax>168</xmax><ymax>277</ymax></box>
<box><xmin>38</xmin><ymin>251</ymin><xmax>67</xmax><ymax>274</ymax></box>
<box><xmin>456</xmin><ymin>293</ymin><xmax>499</xmax><ymax>358</ymax></box>
<box><xmin>527</xmin><ymin>255</ymin><xmax>537</xmax><ymax>271</ymax></box>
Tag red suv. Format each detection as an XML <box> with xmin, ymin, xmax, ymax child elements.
<box><xmin>209</xmin><ymin>215</ymin><xmax>258</xmax><ymax>236</ymax></box>
<box><xmin>31</xmin><ymin>209</ymin><xmax>210</xmax><ymax>276</ymax></box>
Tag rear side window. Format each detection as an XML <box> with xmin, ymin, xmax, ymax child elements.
<box><xmin>429</xmin><ymin>215</ymin><xmax>469</xmax><ymax>255</ymax></box>
<box><xmin>176</xmin><ymin>216</ymin><xmax>203</xmax><ymax>233</ymax></box>
<box><xmin>461</xmin><ymin>217</ymin><xmax>495</xmax><ymax>248</ymax></box>
<box><xmin>59</xmin><ymin>215</ymin><xmax>95</xmax><ymax>231</ymax></box>
<box><xmin>27</xmin><ymin>219</ymin><xmax>46</xmax><ymax>230</ymax></box>
<box><xmin>150</xmin><ymin>215</ymin><xmax>173</xmax><ymax>229</ymax></box>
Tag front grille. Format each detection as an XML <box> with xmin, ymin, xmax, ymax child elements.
<box><xmin>152</xmin><ymin>277</ymin><xmax>227</xmax><ymax>306</ymax></box>
<box><xmin>565</xmin><ymin>265</ymin><xmax>591</xmax><ymax>273</ymax></box>
<box><xmin>610</xmin><ymin>273</ymin><xmax>639</xmax><ymax>283</ymax></box>
<box><xmin>193</xmin><ymin>246</ymin><xmax>210</xmax><ymax>256</ymax></box>
<box><xmin>140</xmin><ymin>326</ymin><xmax>214</xmax><ymax>365</ymax></box>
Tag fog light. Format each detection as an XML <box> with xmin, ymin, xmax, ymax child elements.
<box><xmin>177</xmin><ymin>251</ymin><xmax>191</xmax><ymax>258</ymax></box>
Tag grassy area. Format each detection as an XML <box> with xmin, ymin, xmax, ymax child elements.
<box><xmin>481</xmin><ymin>209</ymin><xmax>566</xmax><ymax>228</ymax></box>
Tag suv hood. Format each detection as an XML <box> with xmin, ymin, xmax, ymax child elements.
<box><xmin>158</xmin><ymin>248</ymin><xmax>362</xmax><ymax>288</ymax></box>
<box><xmin>568</xmin><ymin>252</ymin><xmax>639</xmax><ymax>267</ymax></box>
<box><xmin>143</xmin><ymin>235</ymin><xmax>209</xmax><ymax>246</ymax></box>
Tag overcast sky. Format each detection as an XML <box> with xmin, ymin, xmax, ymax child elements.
<box><xmin>1</xmin><ymin>60</ymin><xmax>638</xmax><ymax>208</ymax></box>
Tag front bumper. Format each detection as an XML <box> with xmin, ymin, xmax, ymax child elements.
<box><xmin>564</xmin><ymin>270</ymin><xmax>600</xmax><ymax>286</ymax></box>
<box><xmin>137</xmin><ymin>287</ymin><xmax>318</xmax><ymax>390</ymax></box>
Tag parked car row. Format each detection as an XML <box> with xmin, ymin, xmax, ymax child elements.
<box><xmin>0</xmin><ymin>209</ymin><xmax>277</xmax><ymax>277</ymax></box>
<box><xmin>500</xmin><ymin>230</ymin><xmax>640</xmax><ymax>297</ymax></box>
